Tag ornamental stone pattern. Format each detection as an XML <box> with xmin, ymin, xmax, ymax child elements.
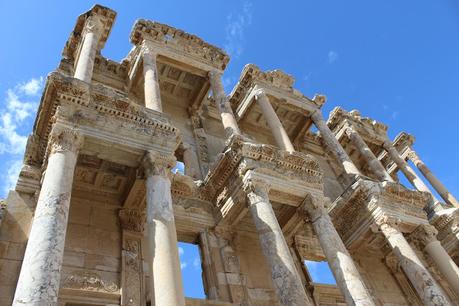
<box><xmin>1</xmin><ymin>4</ymin><xmax>459</xmax><ymax>306</ymax></box>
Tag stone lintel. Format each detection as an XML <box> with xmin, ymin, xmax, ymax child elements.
<box><xmin>129</xmin><ymin>19</ymin><xmax>229</xmax><ymax>71</ymax></box>
<box><xmin>63</xmin><ymin>4</ymin><xmax>117</xmax><ymax>61</ymax></box>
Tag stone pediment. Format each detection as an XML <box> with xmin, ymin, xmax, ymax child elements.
<box><xmin>129</xmin><ymin>19</ymin><xmax>229</xmax><ymax>71</ymax></box>
<box><xmin>329</xmin><ymin>178</ymin><xmax>430</xmax><ymax>248</ymax></box>
<box><xmin>32</xmin><ymin>72</ymin><xmax>180</xmax><ymax>166</ymax></box>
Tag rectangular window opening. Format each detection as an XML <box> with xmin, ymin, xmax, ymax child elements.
<box><xmin>304</xmin><ymin>259</ymin><xmax>336</xmax><ymax>285</ymax></box>
<box><xmin>178</xmin><ymin>241</ymin><xmax>206</xmax><ymax>299</ymax></box>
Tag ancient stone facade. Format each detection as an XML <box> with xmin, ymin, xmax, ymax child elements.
<box><xmin>1</xmin><ymin>4</ymin><xmax>459</xmax><ymax>306</ymax></box>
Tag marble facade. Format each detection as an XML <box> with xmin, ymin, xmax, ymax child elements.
<box><xmin>1</xmin><ymin>4</ymin><xmax>459</xmax><ymax>306</ymax></box>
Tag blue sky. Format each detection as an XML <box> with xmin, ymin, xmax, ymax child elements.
<box><xmin>1</xmin><ymin>0</ymin><xmax>459</xmax><ymax>298</ymax></box>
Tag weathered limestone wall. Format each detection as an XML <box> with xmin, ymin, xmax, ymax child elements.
<box><xmin>0</xmin><ymin>191</ymin><xmax>35</xmax><ymax>305</ymax></box>
<box><xmin>59</xmin><ymin>195</ymin><xmax>121</xmax><ymax>303</ymax></box>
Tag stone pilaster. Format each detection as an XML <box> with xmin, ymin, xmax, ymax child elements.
<box><xmin>374</xmin><ymin>216</ymin><xmax>452</xmax><ymax>305</ymax></box>
<box><xmin>244</xmin><ymin>179</ymin><xmax>312</xmax><ymax>306</ymax></box>
<box><xmin>142</xmin><ymin>43</ymin><xmax>162</xmax><ymax>112</ymax></box>
<box><xmin>13</xmin><ymin>127</ymin><xmax>83</xmax><ymax>306</ymax></box>
<box><xmin>304</xmin><ymin>195</ymin><xmax>375</xmax><ymax>306</ymax></box>
<box><xmin>255</xmin><ymin>90</ymin><xmax>295</xmax><ymax>153</ymax></box>
<box><xmin>346</xmin><ymin>127</ymin><xmax>393</xmax><ymax>182</ymax></box>
<box><xmin>208</xmin><ymin>70</ymin><xmax>241</xmax><ymax>136</ymax></box>
<box><xmin>74</xmin><ymin>16</ymin><xmax>103</xmax><ymax>83</ymax></box>
<box><xmin>407</xmin><ymin>149</ymin><xmax>459</xmax><ymax>207</ymax></box>
<box><xmin>143</xmin><ymin>151</ymin><xmax>185</xmax><ymax>306</ymax></box>
<box><xmin>311</xmin><ymin>110</ymin><xmax>360</xmax><ymax>176</ymax></box>
<box><xmin>411</xmin><ymin>224</ymin><xmax>459</xmax><ymax>297</ymax></box>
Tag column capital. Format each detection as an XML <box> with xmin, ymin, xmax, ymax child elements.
<box><xmin>310</xmin><ymin>109</ymin><xmax>325</xmax><ymax>122</ymax></box>
<box><xmin>48</xmin><ymin>126</ymin><xmax>84</xmax><ymax>155</ymax></box>
<box><xmin>243</xmin><ymin>177</ymin><xmax>270</xmax><ymax>205</ymax></box>
<box><xmin>410</xmin><ymin>224</ymin><xmax>438</xmax><ymax>248</ymax></box>
<box><xmin>83</xmin><ymin>15</ymin><xmax>104</xmax><ymax>36</ymax></box>
<box><xmin>142</xmin><ymin>151</ymin><xmax>176</xmax><ymax>177</ymax></box>
<box><xmin>372</xmin><ymin>215</ymin><xmax>402</xmax><ymax>235</ymax></box>
<box><xmin>140</xmin><ymin>40</ymin><xmax>158</xmax><ymax>57</ymax></box>
<box><xmin>302</xmin><ymin>193</ymin><xmax>328</xmax><ymax>222</ymax></box>
<box><xmin>208</xmin><ymin>69</ymin><xmax>222</xmax><ymax>80</ymax></box>
<box><xmin>406</xmin><ymin>149</ymin><xmax>421</xmax><ymax>164</ymax></box>
<box><xmin>253</xmin><ymin>88</ymin><xmax>267</xmax><ymax>99</ymax></box>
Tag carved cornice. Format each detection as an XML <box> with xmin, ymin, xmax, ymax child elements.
<box><xmin>33</xmin><ymin>72</ymin><xmax>180</xmax><ymax>165</ymax></box>
<box><xmin>202</xmin><ymin>134</ymin><xmax>323</xmax><ymax>202</ymax></box>
<box><xmin>130</xmin><ymin>19</ymin><xmax>229</xmax><ymax>70</ymax></box>
<box><xmin>63</xmin><ymin>5</ymin><xmax>116</xmax><ymax>61</ymax></box>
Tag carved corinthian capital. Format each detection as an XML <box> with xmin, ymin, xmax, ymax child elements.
<box><xmin>142</xmin><ymin>150</ymin><xmax>176</xmax><ymax>177</ymax></box>
<box><xmin>84</xmin><ymin>15</ymin><xmax>104</xmax><ymax>36</ymax></box>
<box><xmin>371</xmin><ymin>215</ymin><xmax>402</xmax><ymax>236</ymax></box>
<box><xmin>302</xmin><ymin>194</ymin><xmax>328</xmax><ymax>222</ymax></box>
<box><xmin>410</xmin><ymin>224</ymin><xmax>438</xmax><ymax>248</ymax></box>
<box><xmin>48</xmin><ymin>126</ymin><xmax>84</xmax><ymax>155</ymax></box>
<box><xmin>243</xmin><ymin>178</ymin><xmax>270</xmax><ymax>206</ymax></box>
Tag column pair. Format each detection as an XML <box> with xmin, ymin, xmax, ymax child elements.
<box><xmin>143</xmin><ymin>152</ymin><xmax>186</xmax><ymax>306</ymax></box>
<box><xmin>374</xmin><ymin>217</ymin><xmax>452</xmax><ymax>305</ymax></box>
<box><xmin>13</xmin><ymin>126</ymin><xmax>83</xmax><ymax>305</ymax></box>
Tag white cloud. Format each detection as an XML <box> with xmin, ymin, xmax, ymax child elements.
<box><xmin>193</xmin><ymin>257</ymin><xmax>200</xmax><ymax>268</ymax></box>
<box><xmin>178</xmin><ymin>246</ymin><xmax>184</xmax><ymax>256</ymax></box>
<box><xmin>328</xmin><ymin>50</ymin><xmax>339</xmax><ymax>64</ymax></box>
<box><xmin>0</xmin><ymin>77</ymin><xmax>42</xmax><ymax>195</ymax></box>
<box><xmin>18</xmin><ymin>77</ymin><xmax>43</xmax><ymax>96</ymax></box>
<box><xmin>181</xmin><ymin>261</ymin><xmax>188</xmax><ymax>269</ymax></box>
<box><xmin>224</xmin><ymin>1</ymin><xmax>253</xmax><ymax>58</ymax></box>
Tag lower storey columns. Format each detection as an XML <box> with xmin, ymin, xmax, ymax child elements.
<box><xmin>143</xmin><ymin>152</ymin><xmax>185</xmax><ymax>306</ymax></box>
<box><xmin>13</xmin><ymin>127</ymin><xmax>83</xmax><ymax>305</ymax></box>
<box><xmin>244</xmin><ymin>178</ymin><xmax>312</xmax><ymax>305</ymax></box>
<box><xmin>411</xmin><ymin>224</ymin><xmax>459</xmax><ymax>297</ymax></box>
<box><xmin>304</xmin><ymin>195</ymin><xmax>375</xmax><ymax>306</ymax></box>
<box><xmin>375</xmin><ymin>217</ymin><xmax>452</xmax><ymax>306</ymax></box>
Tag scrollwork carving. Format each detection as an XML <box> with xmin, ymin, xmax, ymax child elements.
<box><xmin>63</xmin><ymin>271</ymin><xmax>118</xmax><ymax>293</ymax></box>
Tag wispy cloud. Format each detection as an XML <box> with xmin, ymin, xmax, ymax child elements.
<box><xmin>328</xmin><ymin>50</ymin><xmax>339</xmax><ymax>64</ymax></box>
<box><xmin>0</xmin><ymin>77</ymin><xmax>42</xmax><ymax>194</ymax></box>
<box><xmin>224</xmin><ymin>1</ymin><xmax>253</xmax><ymax>58</ymax></box>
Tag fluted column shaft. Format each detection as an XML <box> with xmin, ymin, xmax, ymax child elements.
<box><xmin>245</xmin><ymin>179</ymin><xmax>311</xmax><ymax>306</ymax></box>
<box><xmin>412</xmin><ymin>225</ymin><xmax>459</xmax><ymax>297</ymax></box>
<box><xmin>255</xmin><ymin>90</ymin><xmax>295</xmax><ymax>152</ymax></box>
<box><xmin>74</xmin><ymin>16</ymin><xmax>102</xmax><ymax>83</ymax></box>
<box><xmin>346</xmin><ymin>127</ymin><xmax>393</xmax><ymax>182</ymax></box>
<box><xmin>311</xmin><ymin>111</ymin><xmax>360</xmax><ymax>176</ymax></box>
<box><xmin>305</xmin><ymin>195</ymin><xmax>375</xmax><ymax>306</ymax></box>
<box><xmin>208</xmin><ymin>70</ymin><xmax>240</xmax><ymax>135</ymax></box>
<box><xmin>408</xmin><ymin>149</ymin><xmax>459</xmax><ymax>207</ymax></box>
<box><xmin>377</xmin><ymin>219</ymin><xmax>451</xmax><ymax>305</ymax></box>
<box><xmin>13</xmin><ymin>127</ymin><xmax>83</xmax><ymax>306</ymax></box>
<box><xmin>142</xmin><ymin>46</ymin><xmax>162</xmax><ymax>112</ymax></box>
<box><xmin>143</xmin><ymin>152</ymin><xmax>185</xmax><ymax>306</ymax></box>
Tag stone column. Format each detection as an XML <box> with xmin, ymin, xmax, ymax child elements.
<box><xmin>311</xmin><ymin>110</ymin><xmax>360</xmax><ymax>176</ymax></box>
<box><xmin>208</xmin><ymin>70</ymin><xmax>241</xmax><ymax>136</ymax></box>
<box><xmin>143</xmin><ymin>152</ymin><xmax>185</xmax><ymax>306</ymax></box>
<box><xmin>244</xmin><ymin>178</ymin><xmax>312</xmax><ymax>306</ymax></box>
<box><xmin>182</xmin><ymin>144</ymin><xmax>202</xmax><ymax>180</ymax></box>
<box><xmin>345</xmin><ymin>127</ymin><xmax>393</xmax><ymax>182</ymax></box>
<box><xmin>142</xmin><ymin>44</ymin><xmax>162</xmax><ymax>112</ymax></box>
<box><xmin>375</xmin><ymin>217</ymin><xmax>452</xmax><ymax>305</ymax></box>
<box><xmin>13</xmin><ymin>127</ymin><xmax>83</xmax><ymax>305</ymax></box>
<box><xmin>407</xmin><ymin>149</ymin><xmax>459</xmax><ymax>207</ymax></box>
<box><xmin>74</xmin><ymin>16</ymin><xmax>103</xmax><ymax>83</ymax></box>
<box><xmin>411</xmin><ymin>224</ymin><xmax>459</xmax><ymax>297</ymax></box>
<box><xmin>255</xmin><ymin>90</ymin><xmax>295</xmax><ymax>153</ymax></box>
<box><xmin>304</xmin><ymin>195</ymin><xmax>375</xmax><ymax>306</ymax></box>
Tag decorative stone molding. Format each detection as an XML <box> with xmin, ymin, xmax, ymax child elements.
<box><xmin>62</xmin><ymin>271</ymin><xmax>118</xmax><ymax>293</ymax></box>
<box><xmin>372</xmin><ymin>215</ymin><xmax>402</xmax><ymax>235</ymax></box>
<box><xmin>302</xmin><ymin>194</ymin><xmax>328</xmax><ymax>222</ymax></box>
<box><xmin>142</xmin><ymin>151</ymin><xmax>176</xmax><ymax>177</ymax></box>
<box><xmin>130</xmin><ymin>19</ymin><xmax>229</xmax><ymax>70</ymax></box>
<box><xmin>119</xmin><ymin>208</ymin><xmax>145</xmax><ymax>232</ymax></box>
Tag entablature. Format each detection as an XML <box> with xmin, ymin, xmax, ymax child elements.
<box><xmin>329</xmin><ymin>178</ymin><xmax>431</xmax><ymax>249</ymax></box>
